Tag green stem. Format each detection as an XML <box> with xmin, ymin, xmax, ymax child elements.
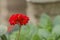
<box><xmin>18</xmin><ymin>27</ymin><xmax>21</xmax><ymax>40</ymax></box>
<box><xmin>16</xmin><ymin>25</ymin><xmax>21</xmax><ymax>40</ymax></box>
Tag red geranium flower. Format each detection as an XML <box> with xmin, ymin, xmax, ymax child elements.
<box><xmin>9</xmin><ymin>13</ymin><xmax>29</xmax><ymax>25</ymax></box>
<box><xmin>8</xmin><ymin>13</ymin><xmax>29</xmax><ymax>32</ymax></box>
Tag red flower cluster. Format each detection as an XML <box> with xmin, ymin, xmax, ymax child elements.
<box><xmin>9</xmin><ymin>13</ymin><xmax>29</xmax><ymax>25</ymax></box>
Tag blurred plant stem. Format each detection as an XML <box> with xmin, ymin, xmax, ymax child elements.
<box><xmin>18</xmin><ymin>27</ymin><xmax>21</xmax><ymax>40</ymax></box>
<box><xmin>15</xmin><ymin>25</ymin><xmax>21</xmax><ymax>40</ymax></box>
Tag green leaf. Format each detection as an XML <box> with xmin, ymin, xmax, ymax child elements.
<box><xmin>52</xmin><ymin>25</ymin><xmax>60</xmax><ymax>36</ymax></box>
<box><xmin>1</xmin><ymin>35</ymin><xmax>7</xmax><ymax>40</ymax></box>
<box><xmin>57</xmin><ymin>37</ymin><xmax>60</xmax><ymax>40</ymax></box>
<box><xmin>20</xmin><ymin>26</ymin><xmax>31</xmax><ymax>40</ymax></box>
<box><xmin>47</xmin><ymin>33</ymin><xmax>56</xmax><ymax>40</ymax></box>
<box><xmin>9</xmin><ymin>31</ymin><xmax>18</xmax><ymax>40</ymax></box>
<box><xmin>39</xmin><ymin>14</ymin><xmax>52</xmax><ymax>29</ymax></box>
<box><xmin>31</xmin><ymin>34</ymin><xmax>41</xmax><ymax>40</ymax></box>
<box><xmin>20</xmin><ymin>24</ymin><xmax>38</xmax><ymax>40</ymax></box>
<box><xmin>38</xmin><ymin>29</ymin><xmax>50</xmax><ymax>39</ymax></box>
<box><xmin>0</xmin><ymin>24</ymin><xmax>7</xmax><ymax>36</ymax></box>
<box><xmin>53</xmin><ymin>15</ymin><xmax>60</xmax><ymax>26</ymax></box>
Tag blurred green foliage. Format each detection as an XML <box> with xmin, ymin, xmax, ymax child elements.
<box><xmin>8</xmin><ymin>14</ymin><xmax>60</xmax><ymax>40</ymax></box>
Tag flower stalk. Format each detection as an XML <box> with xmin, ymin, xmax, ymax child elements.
<box><xmin>16</xmin><ymin>25</ymin><xmax>21</xmax><ymax>40</ymax></box>
<box><xmin>18</xmin><ymin>26</ymin><xmax>21</xmax><ymax>40</ymax></box>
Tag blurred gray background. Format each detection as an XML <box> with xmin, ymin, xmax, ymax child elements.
<box><xmin>0</xmin><ymin>0</ymin><xmax>60</xmax><ymax>25</ymax></box>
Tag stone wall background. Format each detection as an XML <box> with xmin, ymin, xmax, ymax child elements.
<box><xmin>26</xmin><ymin>0</ymin><xmax>60</xmax><ymax>3</ymax></box>
<box><xmin>26</xmin><ymin>1</ymin><xmax>60</xmax><ymax>24</ymax></box>
<box><xmin>0</xmin><ymin>0</ymin><xmax>27</xmax><ymax>25</ymax></box>
<box><xmin>7</xmin><ymin>0</ymin><xmax>27</xmax><ymax>13</ymax></box>
<box><xmin>0</xmin><ymin>0</ymin><xmax>60</xmax><ymax>25</ymax></box>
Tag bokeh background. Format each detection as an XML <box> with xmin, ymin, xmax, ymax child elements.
<box><xmin>0</xmin><ymin>0</ymin><xmax>60</xmax><ymax>40</ymax></box>
<box><xmin>0</xmin><ymin>0</ymin><xmax>60</xmax><ymax>25</ymax></box>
